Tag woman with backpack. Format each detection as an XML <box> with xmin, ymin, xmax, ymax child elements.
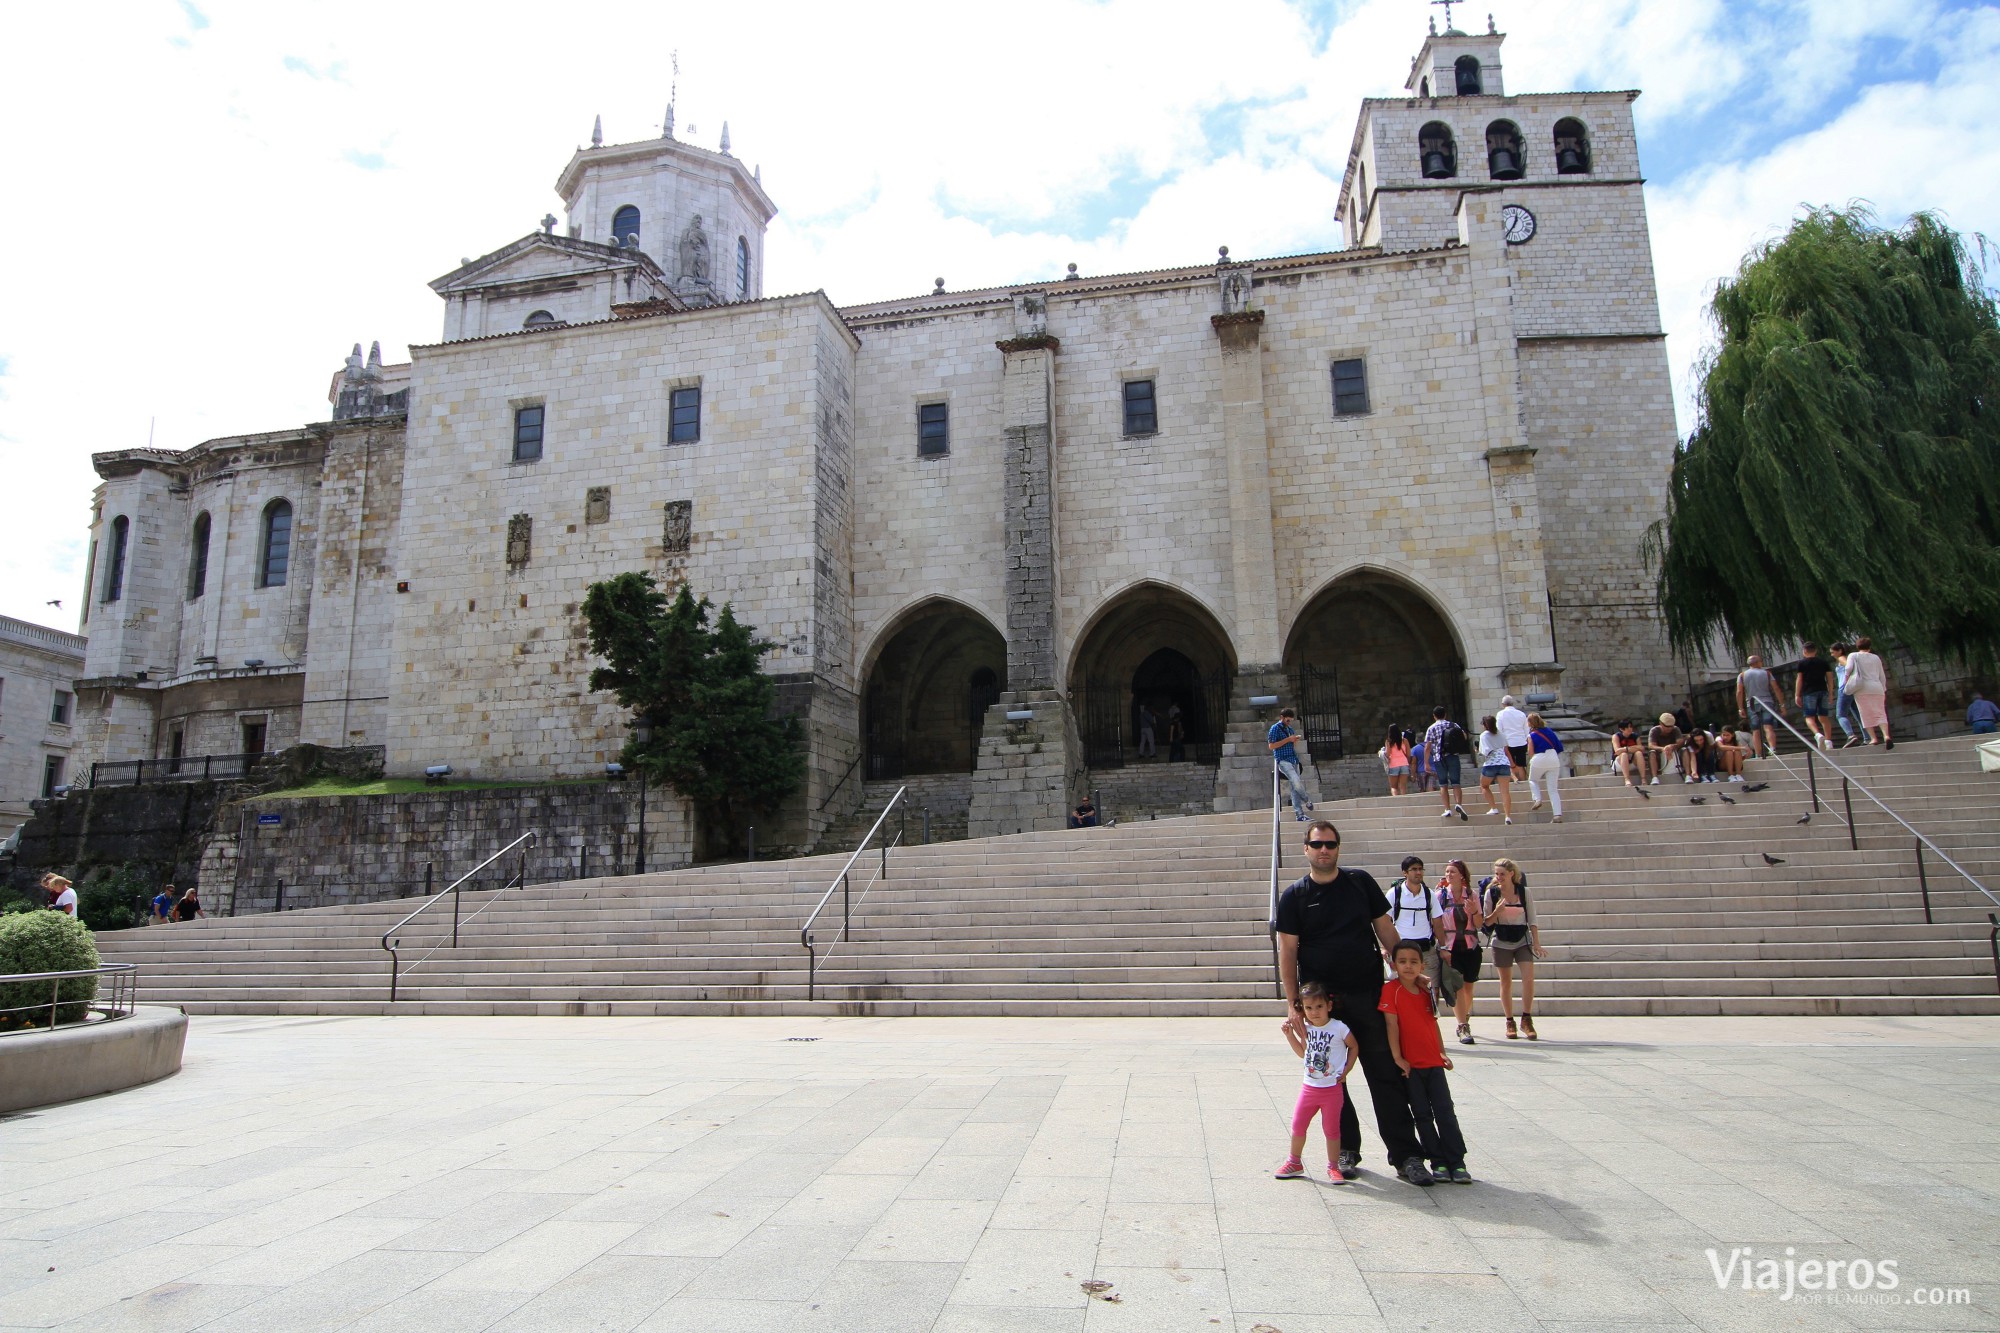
<box><xmin>1438</xmin><ymin>859</ymin><xmax>1483</xmax><ymax>1045</ymax></box>
<box><xmin>1476</xmin><ymin>715</ymin><xmax>1515</xmax><ymax>825</ymax></box>
<box><xmin>1480</xmin><ymin>858</ymin><xmax>1545</xmax><ymax>1040</ymax></box>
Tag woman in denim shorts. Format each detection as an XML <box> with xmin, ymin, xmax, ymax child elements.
<box><xmin>1480</xmin><ymin>858</ymin><xmax>1545</xmax><ymax>1040</ymax></box>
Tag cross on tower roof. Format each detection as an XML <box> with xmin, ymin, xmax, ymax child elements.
<box><xmin>1431</xmin><ymin>0</ymin><xmax>1460</xmax><ymax>31</ymax></box>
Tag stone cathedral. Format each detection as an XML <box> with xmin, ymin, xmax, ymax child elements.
<box><xmin>70</xmin><ymin>22</ymin><xmax>1681</xmax><ymax>851</ymax></box>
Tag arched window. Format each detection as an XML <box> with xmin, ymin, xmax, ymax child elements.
<box><xmin>1357</xmin><ymin>162</ymin><xmax>1370</xmax><ymax>214</ymax></box>
<box><xmin>1486</xmin><ymin>120</ymin><xmax>1525</xmax><ymax>180</ymax></box>
<box><xmin>187</xmin><ymin>512</ymin><xmax>210</xmax><ymax>600</ymax></box>
<box><xmin>103</xmin><ymin>516</ymin><xmax>129</xmax><ymax>603</ymax></box>
<box><xmin>1553</xmin><ymin>117</ymin><xmax>1591</xmax><ymax>175</ymax></box>
<box><xmin>1455</xmin><ymin>56</ymin><xmax>1483</xmax><ymax>95</ymax></box>
<box><xmin>1418</xmin><ymin>122</ymin><xmax>1458</xmax><ymax>179</ymax></box>
<box><xmin>259</xmin><ymin>500</ymin><xmax>292</xmax><ymax>588</ymax></box>
<box><xmin>523</xmin><ymin>309</ymin><xmax>557</xmax><ymax>329</ymax></box>
<box><xmin>736</xmin><ymin>237</ymin><xmax>750</xmax><ymax>299</ymax></box>
<box><xmin>611</xmin><ymin>205</ymin><xmax>641</xmax><ymax>247</ymax></box>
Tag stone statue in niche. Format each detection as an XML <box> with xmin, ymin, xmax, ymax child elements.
<box><xmin>679</xmin><ymin>216</ymin><xmax>710</xmax><ymax>285</ymax></box>
<box><xmin>1218</xmin><ymin>262</ymin><xmax>1256</xmax><ymax>316</ymax></box>
<box><xmin>506</xmin><ymin>514</ymin><xmax>532</xmax><ymax>568</ymax></box>
<box><xmin>1013</xmin><ymin>291</ymin><xmax>1047</xmax><ymax>338</ymax></box>
<box><xmin>662</xmin><ymin>499</ymin><xmax>692</xmax><ymax>553</ymax></box>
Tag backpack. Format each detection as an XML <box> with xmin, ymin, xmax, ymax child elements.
<box><xmin>1392</xmin><ymin>884</ymin><xmax>1435</xmax><ymax>940</ymax></box>
<box><xmin>1480</xmin><ymin>878</ymin><xmax>1531</xmax><ymax>943</ymax></box>
<box><xmin>1442</xmin><ymin>722</ymin><xmax>1471</xmax><ymax>756</ymax></box>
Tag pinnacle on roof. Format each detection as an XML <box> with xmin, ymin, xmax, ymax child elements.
<box><xmin>720</xmin><ymin>121</ymin><xmax>730</xmax><ymax>154</ymax></box>
<box><xmin>591</xmin><ymin>114</ymin><xmax>603</xmax><ymax>147</ymax></box>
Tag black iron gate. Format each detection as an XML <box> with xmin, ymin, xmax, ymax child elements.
<box><xmin>1076</xmin><ymin>671</ymin><xmax>1231</xmax><ymax>768</ymax></box>
<box><xmin>1291</xmin><ymin>664</ymin><xmax>1343</xmax><ymax>760</ymax></box>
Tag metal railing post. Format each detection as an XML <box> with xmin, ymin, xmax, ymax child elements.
<box><xmin>842</xmin><ymin>871</ymin><xmax>851</xmax><ymax>942</ymax></box>
<box><xmin>807</xmin><ymin>940</ymin><xmax>817</xmax><ymax>1001</ymax></box>
<box><xmin>274</xmin><ymin>879</ymin><xmax>284</xmax><ymax>912</ymax></box>
<box><xmin>1807</xmin><ymin>746</ymin><xmax>1820</xmax><ymax>813</ymax></box>
<box><xmin>923</xmin><ymin>806</ymin><xmax>931</xmax><ymax>844</ymax></box>
<box><xmin>1843</xmin><ymin>779</ymin><xmax>1857</xmax><ymax>851</ymax></box>
<box><xmin>452</xmin><ymin>873</ymin><xmax>462</xmax><ymax>947</ymax></box>
<box><xmin>748</xmin><ymin>826</ymin><xmax>756</xmax><ymax>863</ymax></box>
<box><xmin>47</xmin><ymin>976</ymin><xmax>59</xmax><ymax>1029</ymax></box>
<box><xmin>1917</xmin><ymin>839</ymin><xmax>1933</xmax><ymax>925</ymax></box>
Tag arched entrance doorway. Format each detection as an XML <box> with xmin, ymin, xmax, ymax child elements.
<box><xmin>861</xmin><ymin>602</ymin><xmax>1006</xmax><ymax>780</ymax></box>
<box><xmin>1284</xmin><ymin>572</ymin><xmax>1467</xmax><ymax>759</ymax></box>
<box><xmin>1067</xmin><ymin>584</ymin><xmax>1235</xmax><ymax>768</ymax></box>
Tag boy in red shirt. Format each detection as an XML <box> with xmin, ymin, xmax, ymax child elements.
<box><xmin>1381</xmin><ymin>941</ymin><xmax>1471</xmax><ymax>1185</ymax></box>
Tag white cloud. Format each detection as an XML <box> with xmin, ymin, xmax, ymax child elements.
<box><xmin>0</xmin><ymin>0</ymin><xmax>1993</xmax><ymax>626</ymax></box>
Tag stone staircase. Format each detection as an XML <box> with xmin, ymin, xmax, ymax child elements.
<box><xmin>1089</xmin><ymin>760</ymin><xmax>1219</xmax><ymax>823</ymax></box>
<box><xmin>97</xmin><ymin>737</ymin><xmax>2000</xmax><ymax>1017</ymax></box>
<box><xmin>816</xmin><ymin>774</ymin><xmax>972</xmax><ymax>851</ymax></box>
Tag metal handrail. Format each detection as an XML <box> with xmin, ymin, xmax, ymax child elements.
<box><xmin>815</xmin><ymin>752</ymin><xmax>866</xmax><ymax>815</ymax></box>
<box><xmin>1754</xmin><ymin>707</ymin><xmax>2000</xmax><ymax>909</ymax></box>
<box><xmin>382</xmin><ymin>831</ymin><xmax>539</xmax><ymax>1001</ymax></box>
<box><xmin>0</xmin><ymin>962</ymin><xmax>139</xmax><ymax>1032</ymax></box>
<box><xmin>1267</xmin><ymin>764</ymin><xmax>1284</xmax><ymax>998</ymax></box>
<box><xmin>802</xmin><ymin>785</ymin><xmax>908</xmax><ymax>999</ymax></box>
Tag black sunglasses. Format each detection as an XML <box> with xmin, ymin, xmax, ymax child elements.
<box><xmin>1305</xmin><ymin>839</ymin><xmax>1340</xmax><ymax>849</ymax></box>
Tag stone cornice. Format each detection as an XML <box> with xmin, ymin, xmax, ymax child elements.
<box><xmin>1210</xmin><ymin>311</ymin><xmax>1266</xmax><ymax>330</ymax></box>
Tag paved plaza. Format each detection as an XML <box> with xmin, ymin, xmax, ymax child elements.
<box><xmin>3</xmin><ymin>1014</ymin><xmax>1997</xmax><ymax>1332</ymax></box>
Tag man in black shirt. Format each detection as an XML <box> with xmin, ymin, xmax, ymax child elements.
<box><xmin>1274</xmin><ymin>819</ymin><xmax>1428</xmax><ymax>1184</ymax></box>
<box><xmin>1794</xmin><ymin>642</ymin><xmax>1835</xmax><ymax>751</ymax></box>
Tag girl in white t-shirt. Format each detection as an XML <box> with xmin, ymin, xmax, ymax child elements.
<box><xmin>1276</xmin><ymin>982</ymin><xmax>1360</xmax><ymax>1183</ymax></box>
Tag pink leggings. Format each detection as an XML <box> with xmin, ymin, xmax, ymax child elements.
<box><xmin>1291</xmin><ymin>1083</ymin><xmax>1346</xmax><ymax>1141</ymax></box>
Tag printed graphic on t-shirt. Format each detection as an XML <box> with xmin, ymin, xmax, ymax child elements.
<box><xmin>1302</xmin><ymin>1019</ymin><xmax>1350</xmax><ymax>1087</ymax></box>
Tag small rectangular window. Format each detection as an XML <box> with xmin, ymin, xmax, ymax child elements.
<box><xmin>242</xmin><ymin>720</ymin><xmax>267</xmax><ymax>757</ymax></box>
<box><xmin>917</xmin><ymin>402</ymin><xmax>949</xmax><ymax>457</ymax></box>
<box><xmin>1122</xmin><ymin>379</ymin><xmax>1157</xmax><ymax>436</ymax></box>
<box><xmin>42</xmin><ymin>755</ymin><xmax>65</xmax><ymax>799</ymax></box>
<box><xmin>1332</xmin><ymin>358</ymin><xmax>1370</xmax><ymax>416</ymax></box>
<box><xmin>513</xmin><ymin>405</ymin><xmax>545</xmax><ymax>462</ymax></box>
<box><xmin>50</xmin><ymin>690</ymin><xmax>71</xmax><ymax>725</ymax></box>
<box><xmin>669</xmin><ymin>387</ymin><xmax>702</xmax><ymax>443</ymax></box>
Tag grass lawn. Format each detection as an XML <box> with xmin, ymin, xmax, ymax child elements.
<box><xmin>258</xmin><ymin>776</ymin><xmax>608</xmax><ymax>800</ymax></box>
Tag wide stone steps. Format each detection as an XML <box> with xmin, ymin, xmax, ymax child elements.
<box><xmin>96</xmin><ymin>737</ymin><xmax>2000</xmax><ymax>1016</ymax></box>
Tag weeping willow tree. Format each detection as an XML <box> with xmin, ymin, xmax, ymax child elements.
<box><xmin>1648</xmin><ymin>207</ymin><xmax>2000</xmax><ymax>664</ymax></box>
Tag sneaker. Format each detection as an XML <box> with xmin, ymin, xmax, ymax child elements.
<box><xmin>1454</xmin><ymin>805</ymin><xmax>1468</xmax><ymax>822</ymax></box>
<box><xmin>1730</xmin><ymin>775</ymin><xmax>1744</xmax><ymax>783</ymax></box>
<box><xmin>1550</xmin><ymin>815</ymin><xmax>1562</xmax><ymax>823</ymax></box>
<box><xmin>1842</xmin><ymin>736</ymin><xmax>1863</xmax><ymax>748</ymax></box>
<box><xmin>1398</xmin><ymin>1158</ymin><xmax>1435</xmax><ymax>1187</ymax></box>
<box><xmin>1483</xmin><ymin>808</ymin><xmax>1501</xmax><ymax>817</ymax></box>
<box><xmin>1649</xmin><ymin>776</ymin><xmax>1660</xmax><ymax>785</ymax></box>
<box><xmin>1504</xmin><ymin>816</ymin><xmax>1513</xmax><ymax>825</ymax></box>
<box><xmin>1885</xmin><ymin>738</ymin><xmax>1894</xmax><ymax>750</ymax></box>
<box><xmin>1448</xmin><ymin>1165</ymin><xmax>1473</xmax><ymax>1184</ymax></box>
<box><xmin>1274</xmin><ymin>1157</ymin><xmax>1304</xmax><ymax>1179</ymax></box>
<box><xmin>1440</xmin><ymin>808</ymin><xmax>1456</xmax><ymax>819</ymax></box>
<box><xmin>1326</xmin><ymin>1163</ymin><xmax>1349</xmax><ymax>1185</ymax></box>
<box><xmin>1529</xmin><ymin>799</ymin><xmax>1543</xmax><ymax>811</ymax></box>
<box><xmin>1336</xmin><ymin>1149</ymin><xmax>1361</xmax><ymax>1179</ymax></box>
<box><xmin>1684</xmin><ymin>775</ymin><xmax>1695</xmax><ymax>783</ymax></box>
<box><xmin>1456</xmin><ymin>1023</ymin><xmax>1474</xmax><ymax>1045</ymax></box>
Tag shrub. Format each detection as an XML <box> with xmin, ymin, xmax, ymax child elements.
<box><xmin>78</xmin><ymin>864</ymin><xmax>150</xmax><ymax>932</ymax></box>
<box><xmin>0</xmin><ymin>911</ymin><xmax>101</xmax><ymax>1029</ymax></box>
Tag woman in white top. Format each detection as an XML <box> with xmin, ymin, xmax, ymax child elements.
<box><xmin>1843</xmin><ymin>635</ymin><xmax>1892</xmax><ymax>748</ymax></box>
<box><xmin>1475</xmin><ymin>715</ymin><xmax>1515</xmax><ymax>825</ymax></box>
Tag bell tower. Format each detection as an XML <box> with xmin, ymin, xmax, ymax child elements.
<box><xmin>554</xmin><ymin>113</ymin><xmax>778</xmax><ymax>307</ymax></box>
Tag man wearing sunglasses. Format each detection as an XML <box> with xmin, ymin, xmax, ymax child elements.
<box><xmin>1273</xmin><ymin>820</ymin><xmax>1427</xmax><ymax>1184</ymax></box>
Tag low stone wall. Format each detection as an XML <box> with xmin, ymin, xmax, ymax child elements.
<box><xmin>227</xmin><ymin>781</ymin><xmax>695</xmax><ymax>915</ymax></box>
<box><xmin>0</xmin><ymin>1005</ymin><xmax>187</xmax><ymax>1113</ymax></box>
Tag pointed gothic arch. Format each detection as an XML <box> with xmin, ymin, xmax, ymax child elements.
<box><xmin>1066</xmin><ymin>582</ymin><xmax>1237</xmax><ymax>767</ymax></box>
<box><xmin>859</xmin><ymin>597</ymin><xmax>1007</xmax><ymax>779</ymax></box>
<box><xmin>1283</xmin><ymin>569</ymin><xmax>1467</xmax><ymax>759</ymax></box>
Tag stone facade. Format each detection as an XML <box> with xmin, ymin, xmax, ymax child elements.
<box><xmin>69</xmin><ymin>25</ymin><xmax>1694</xmax><ymax>841</ymax></box>
<box><xmin>0</xmin><ymin>617</ymin><xmax>87</xmax><ymax>829</ymax></box>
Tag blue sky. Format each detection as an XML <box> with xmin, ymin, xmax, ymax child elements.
<box><xmin>0</xmin><ymin>0</ymin><xmax>1994</xmax><ymax>625</ymax></box>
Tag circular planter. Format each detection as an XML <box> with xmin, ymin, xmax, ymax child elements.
<box><xmin>0</xmin><ymin>1005</ymin><xmax>187</xmax><ymax>1113</ymax></box>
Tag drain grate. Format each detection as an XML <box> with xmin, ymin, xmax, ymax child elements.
<box><xmin>784</xmin><ymin>1037</ymin><xmax>821</xmax><ymax>1042</ymax></box>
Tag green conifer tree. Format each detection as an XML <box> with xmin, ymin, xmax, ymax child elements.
<box><xmin>582</xmin><ymin>573</ymin><xmax>806</xmax><ymax>852</ymax></box>
<box><xmin>1648</xmin><ymin>207</ymin><xmax>2000</xmax><ymax>663</ymax></box>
